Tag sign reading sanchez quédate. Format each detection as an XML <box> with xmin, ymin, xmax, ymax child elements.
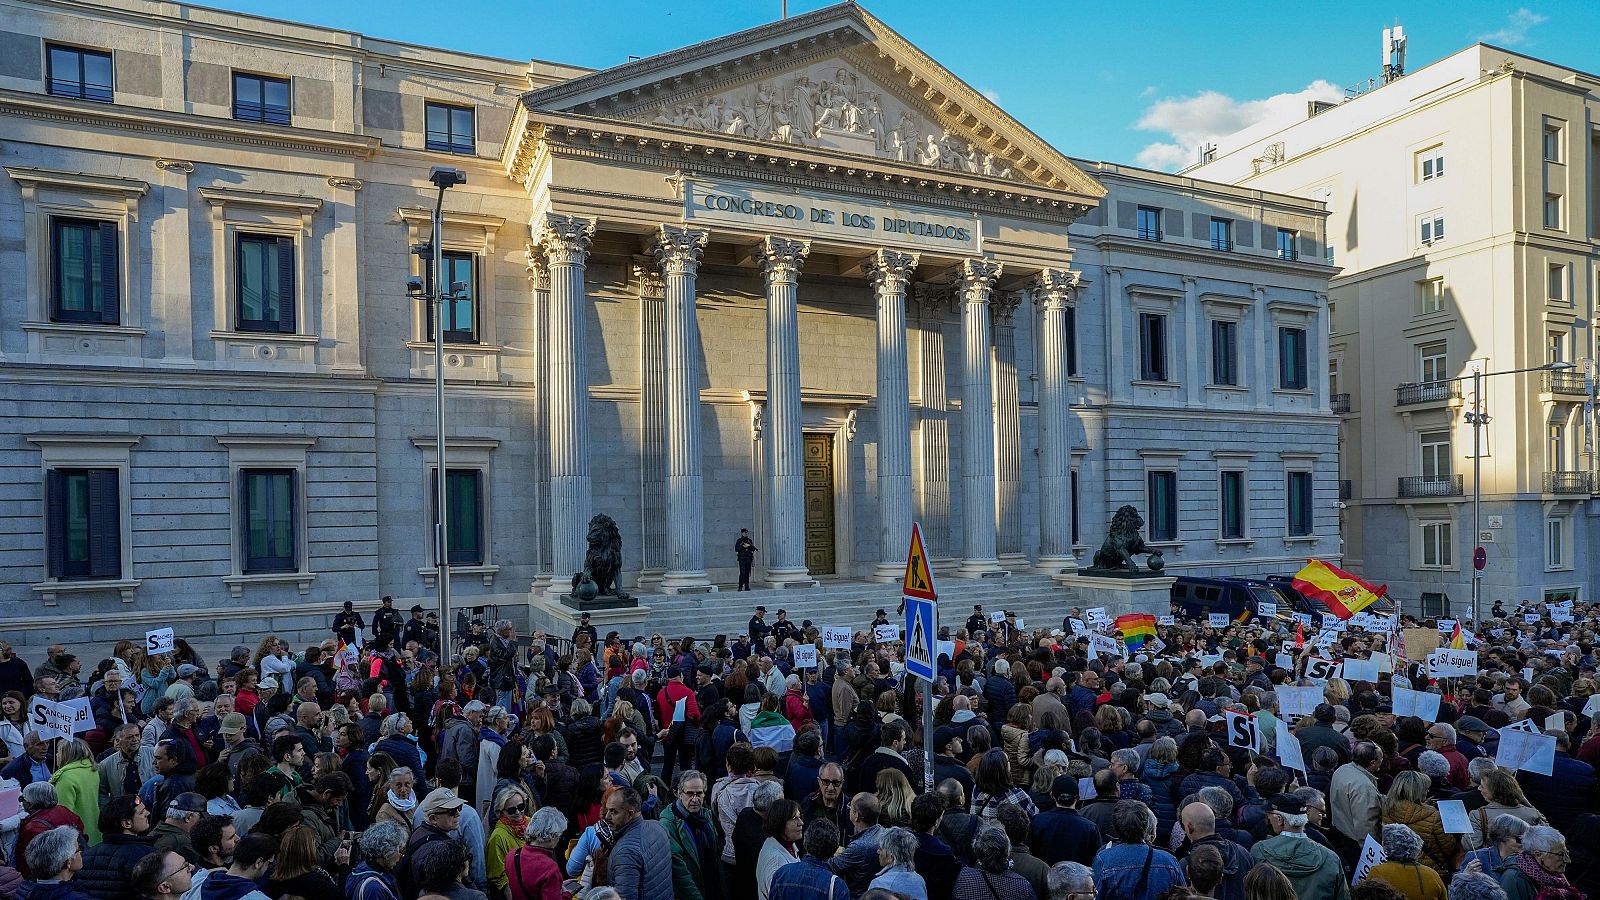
<box><xmin>684</xmin><ymin>179</ymin><xmax>981</xmax><ymax>254</ymax></box>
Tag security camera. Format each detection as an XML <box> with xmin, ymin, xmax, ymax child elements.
<box><xmin>410</xmin><ymin>242</ymin><xmax>432</xmax><ymax>258</ymax></box>
<box><xmin>450</xmin><ymin>281</ymin><xmax>469</xmax><ymax>298</ymax></box>
<box><xmin>405</xmin><ymin>276</ymin><xmax>425</xmax><ymax>295</ymax></box>
<box><xmin>429</xmin><ymin>167</ymin><xmax>467</xmax><ymax>189</ymax></box>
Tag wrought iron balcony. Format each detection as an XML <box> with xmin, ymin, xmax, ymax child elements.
<box><xmin>1394</xmin><ymin>380</ymin><xmax>1461</xmax><ymax>406</ymax></box>
<box><xmin>1543</xmin><ymin>370</ymin><xmax>1587</xmax><ymax>395</ymax></box>
<box><xmin>1544</xmin><ymin>471</ymin><xmax>1591</xmax><ymax>494</ymax></box>
<box><xmin>1398</xmin><ymin>475</ymin><xmax>1463</xmax><ymax>498</ymax></box>
<box><xmin>1331</xmin><ymin>393</ymin><xmax>1350</xmax><ymax>413</ymax></box>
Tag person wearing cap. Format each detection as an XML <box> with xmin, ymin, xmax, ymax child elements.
<box><xmin>931</xmin><ymin>726</ymin><xmax>975</xmax><ymax>800</ymax></box>
<box><xmin>1250</xmin><ymin>793</ymin><xmax>1349</xmax><ymax>900</ymax></box>
<box><xmin>748</xmin><ymin>607</ymin><xmax>771</xmax><ymax>645</ymax></box>
<box><xmin>572</xmin><ymin>611</ymin><xmax>599</xmax><ymax>650</ymax></box>
<box><xmin>214</xmin><ymin>712</ymin><xmax>262</xmax><ymax>781</ymax></box>
<box><xmin>332</xmin><ymin>600</ymin><xmax>364</xmax><ymax>645</ymax></box>
<box><xmin>372</xmin><ymin>595</ymin><xmax>402</xmax><ymax>643</ymax></box>
<box><xmin>401</xmin><ymin>788</ymin><xmax>464</xmax><ymax>898</ymax></box>
<box><xmin>400</xmin><ymin>605</ymin><xmax>430</xmax><ymax>652</ymax></box>
<box><xmin>1456</xmin><ymin>716</ymin><xmax>1492</xmax><ymax>761</ymax></box>
<box><xmin>439</xmin><ymin>701</ymin><xmax>484</xmax><ymax>801</ymax></box>
<box><xmin>150</xmin><ymin>792</ymin><xmax>206</xmax><ymax>866</ymax></box>
<box><xmin>966</xmin><ymin>605</ymin><xmax>987</xmax><ymax>637</ymax></box>
<box><xmin>734</xmin><ymin>529</ymin><xmax>758</xmax><ymax>591</ymax></box>
<box><xmin>770</xmin><ymin>610</ymin><xmax>797</xmax><ymax>644</ymax></box>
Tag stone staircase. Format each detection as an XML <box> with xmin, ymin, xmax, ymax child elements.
<box><xmin>527</xmin><ymin>572</ymin><xmax>1080</xmax><ymax>643</ymax></box>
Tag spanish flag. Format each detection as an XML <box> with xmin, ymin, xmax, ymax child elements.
<box><xmin>1292</xmin><ymin>559</ymin><xmax>1386</xmax><ymax>621</ymax></box>
<box><xmin>1115</xmin><ymin>613</ymin><xmax>1158</xmax><ymax>649</ymax></box>
<box><xmin>1448</xmin><ymin>622</ymin><xmax>1465</xmax><ymax>649</ymax></box>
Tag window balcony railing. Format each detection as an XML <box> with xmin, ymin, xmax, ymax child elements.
<box><xmin>1543</xmin><ymin>370</ymin><xmax>1587</xmax><ymax>395</ymax></box>
<box><xmin>1543</xmin><ymin>471</ymin><xmax>1591</xmax><ymax>494</ymax></box>
<box><xmin>1331</xmin><ymin>393</ymin><xmax>1350</xmax><ymax>413</ymax></box>
<box><xmin>1395</xmin><ymin>380</ymin><xmax>1461</xmax><ymax>406</ymax></box>
<box><xmin>1398</xmin><ymin>475</ymin><xmax>1464</xmax><ymax>498</ymax></box>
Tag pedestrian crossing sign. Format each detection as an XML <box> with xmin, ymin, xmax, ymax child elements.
<box><xmin>903</xmin><ymin>521</ymin><xmax>937</xmax><ymax>601</ymax></box>
<box><xmin>905</xmin><ymin>595</ymin><xmax>937</xmax><ymax>681</ymax></box>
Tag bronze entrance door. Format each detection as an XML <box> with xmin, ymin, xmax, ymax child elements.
<box><xmin>803</xmin><ymin>433</ymin><xmax>836</xmax><ymax>575</ymax></box>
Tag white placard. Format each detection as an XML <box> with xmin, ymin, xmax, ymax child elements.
<box><xmin>1426</xmin><ymin>648</ymin><xmax>1477</xmax><ymax>678</ymax></box>
<box><xmin>1209</xmin><ymin>613</ymin><xmax>1230</xmax><ymax>628</ymax></box>
<box><xmin>1583</xmin><ymin>694</ymin><xmax>1600</xmax><ymax>718</ymax></box>
<box><xmin>1225</xmin><ymin>710</ymin><xmax>1260</xmax><ymax>752</ymax></box>
<box><xmin>1146</xmin><ymin>638</ymin><xmax>1166</xmax><ymax>655</ymax></box>
<box><xmin>1545</xmin><ymin>712</ymin><xmax>1565</xmax><ymax>732</ymax></box>
<box><xmin>1369</xmin><ymin>652</ymin><xmax>1392</xmax><ymax>674</ymax></box>
<box><xmin>1016</xmin><ymin>618</ymin><xmax>1025</xmax><ymax>630</ymax></box>
<box><xmin>1085</xmin><ymin>608</ymin><xmax>1110</xmax><ymax>626</ymax></box>
<box><xmin>145</xmin><ymin>627</ymin><xmax>175</xmax><ymax>655</ymax></box>
<box><xmin>821</xmin><ymin>626</ymin><xmax>853</xmax><ymax>650</ymax></box>
<box><xmin>1069</xmin><ymin>619</ymin><xmax>1088</xmax><ymax>635</ymax></box>
<box><xmin>1342</xmin><ymin>657</ymin><xmax>1381</xmax><ymax>682</ymax></box>
<box><xmin>1157</xmin><ymin>615</ymin><xmax>1175</xmax><ymax>626</ymax></box>
<box><xmin>1437</xmin><ymin>619</ymin><xmax>1458</xmax><ymax>633</ymax></box>
<box><xmin>1504</xmin><ymin>718</ymin><xmax>1541</xmax><ymax>735</ymax></box>
<box><xmin>1438</xmin><ymin>799</ymin><xmax>1473</xmax><ymax>834</ymax></box>
<box><xmin>1258</xmin><ymin>602</ymin><xmax>1278</xmax><ymax>619</ymax></box>
<box><xmin>873</xmin><ymin>624</ymin><xmax>900</xmax><ymax>644</ymax></box>
<box><xmin>1088</xmin><ymin>633</ymin><xmax>1122</xmax><ymax>660</ymax></box>
<box><xmin>1391</xmin><ymin>685</ymin><xmax>1442</xmax><ymax>721</ymax></box>
<box><xmin>1524</xmin><ymin>614</ymin><xmax>1543</xmax><ymax>624</ymax></box>
<box><xmin>1274</xmin><ymin>652</ymin><xmax>1296</xmax><ymax>671</ymax></box>
<box><xmin>1078</xmin><ymin>776</ymin><xmax>1096</xmax><ymax>800</ymax></box>
<box><xmin>61</xmin><ymin>697</ymin><xmax>93</xmax><ymax>735</ymax></box>
<box><xmin>672</xmin><ymin>697</ymin><xmax>687</xmax><ymax>724</ymax></box>
<box><xmin>1304</xmin><ymin>656</ymin><xmax>1343</xmax><ymax>683</ymax></box>
<box><xmin>792</xmin><ymin>645</ymin><xmax>818</xmax><ymax>669</ymax></box>
<box><xmin>1278</xmin><ymin>685</ymin><xmax>1323</xmax><ymax>718</ymax></box>
<box><xmin>990</xmin><ymin>610</ymin><xmax>1006</xmax><ymax>624</ymax></box>
<box><xmin>27</xmin><ymin>696</ymin><xmax>74</xmax><ymax>742</ymax></box>
<box><xmin>1496</xmin><ymin>727</ymin><xmax>1556</xmax><ymax>775</ymax></box>
<box><xmin>1277</xmin><ymin>733</ymin><xmax>1306</xmax><ymax>772</ymax></box>
<box><xmin>936</xmin><ymin>640</ymin><xmax>955</xmax><ymax>661</ymax></box>
<box><xmin>1199</xmin><ymin>654</ymin><xmax>1223</xmax><ymax>667</ymax></box>
<box><xmin>1352</xmin><ymin>835</ymin><xmax>1386</xmax><ymax>887</ymax></box>
<box><xmin>1294</xmin><ymin>613</ymin><xmax>1316</xmax><ymax>627</ymax></box>
<box><xmin>332</xmin><ymin>643</ymin><xmax>359</xmax><ymax>668</ymax></box>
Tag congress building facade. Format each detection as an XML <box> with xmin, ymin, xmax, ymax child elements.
<box><xmin>0</xmin><ymin>0</ymin><xmax>1339</xmax><ymax>647</ymax></box>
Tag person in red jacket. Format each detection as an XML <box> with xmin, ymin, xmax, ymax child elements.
<box><xmin>14</xmin><ymin>782</ymin><xmax>83</xmax><ymax>880</ymax></box>
<box><xmin>783</xmin><ymin>675</ymin><xmax>815</xmax><ymax>731</ymax></box>
<box><xmin>504</xmin><ymin>806</ymin><xmax>568</xmax><ymax>900</ymax></box>
<box><xmin>656</xmin><ymin>667</ymin><xmax>701</xmax><ymax>786</ymax></box>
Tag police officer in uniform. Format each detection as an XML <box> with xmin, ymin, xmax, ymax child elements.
<box><xmin>371</xmin><ymin>596</ymin><xmax>402</xmax><ymax>644</ymax></box>
<box><xmin>734</xmin><ymin>529</ymin><xmax>758</xmax><ymax>591</ymax></box>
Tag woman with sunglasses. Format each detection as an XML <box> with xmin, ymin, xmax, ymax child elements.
<box><xmin>486</xmin><ymin>786</ymin><xmax>534</xmax><ymax>895</ymax></box>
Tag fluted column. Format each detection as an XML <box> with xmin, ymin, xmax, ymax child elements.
<box><xmin>958</xmin><ymin>258</ymin><xmax>1007</xmax><ymax>577</ymax></box>
<box><xmin>867</xmin><ymin>249</ymin><xmax>919</xmax><ymax>581</ymax></box>
<box><xmin>634</xmin><ymin>257</ymin><xmax>667</xmax><ymax>586</ymax></box>
<box><xmin>757</xmin><ymin>237</ymin><xmax>816</xmax><ymax>588</ymax></box>
<box><xmin>1035</xmin><ymin>268</ymin><xmax>1079</xmax><ymax>574</ymax></box>
<box><xmin>654</xmin><ymin>225</ymin><xmax>714</xmax><ymax>593</ymax></box>
<box><xmin>992</xmin><ymin>291</ymin><xmax>1025</xmax><ymax>566</ymax></box>
<box><xmin>526</xmin><ymin>249</ymin><xmax>554</xmax><ymax>592</ymax></box>
<box><xmin>539</xmin><ymin>214</ymin><xmax>595</xmax><ymax>590</ymax></box>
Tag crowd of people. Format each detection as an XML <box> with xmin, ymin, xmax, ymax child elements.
<box><xmin>0</xmin><ymin>591</ymin><xmax>1594</xmax><ymax>900</ymax></box>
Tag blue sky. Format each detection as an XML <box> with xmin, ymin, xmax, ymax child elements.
<box><xmin>212</xmin><ymin>1</ymin><xmax>1594</xmax><ymax>170</ymax></box>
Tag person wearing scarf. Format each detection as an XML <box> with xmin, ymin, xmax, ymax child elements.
<box><xmin>659</xmin><ymin>771</ymin><xmax>723</xmax><ymax>900</ymax></box>
<box><xmin>485</xmin><ymin>788</ymin><xmax>531</xmax><ymax>895</ymax></box>
<box><xmin>1502</xmin><ymin>826</ymin><xmax>1584</xmax><ymax>900</ymax></box>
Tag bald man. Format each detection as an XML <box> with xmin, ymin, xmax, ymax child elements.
<box><xmin>1179</xmin><ymin>801</ymin><xmax>1252</xmax><ymax>900</ymax></box>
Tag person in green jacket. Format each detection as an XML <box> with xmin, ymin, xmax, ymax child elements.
<box><xmin>659</xmin><ymin>770</ymin><xmax>724</xmax><ymax>900</ymax></box>
<box><xmin>485</xmin><ymin>786</ymin><xmax>531</xmax><ymax>894</ymax></box>
<box><xmin>1251</xmin><ymin>794</ymin><xmax>1350</xmax><ymax>900</ymax></box>
<box><xmin>50</xmin><ymin>738</ymin><xmax>101</xmax><ymax>845</ymax></box>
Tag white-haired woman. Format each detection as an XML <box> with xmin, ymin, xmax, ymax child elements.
<box><xmin>1461</xmin><ymin>813</ymin><xmax>1527</xmax><ymax>879</ymax></box>
<box><xmin>506</xmin><ymin>806</ymin><xmax>568</xmax><ymax>900</ymax></box>
<box><xmin>868</xmin><ymin>826</ymin><xmax>927</xmax><ymax>899</ymax></box>
<box><xmin>1501</xmin><ymin>826</ymin><xmax>1582</xmax><ymax>900</ymax></box>
<box><xmin>347</xmin><ymin>820</ymin><xmax>407</xmax><ymax>899</ymax></box>
<box><xmin>485</xmin><ymin>786</ymin><xmax>531</xmax><ymax>894</ymax></box>
<box><xmin>1366</xmin><ymin>823</ymin><xmax>1447</xmax><ymax>900</ymax></box>
<box><xmin>373</xmin><ymin>767</ymin><xmax>417</xmax><ymax>831</ymax></box>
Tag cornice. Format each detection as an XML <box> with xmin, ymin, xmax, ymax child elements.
<box><xmin>0</xmin><ymin>88</ymin><xmax>380</xmax><ymax>160</ymax></box>
<box><xmin>5</xmin><ymin>165</ymin><xmax>148</xmax><ymax>198</ymax></box>
<box><xmin>1092</xmin><ymin>233</ymin><xmax>1338</xmax><ymax>280</ymax></box>
<box><xmin>199</xmin><ymin>187</ymin><xmax>325</xmax><ymax>215</ymax></box>
<box><xmin>397</xmin><ymin>207</ymin><xmax>506</xmax><ymax>232</ymax></box>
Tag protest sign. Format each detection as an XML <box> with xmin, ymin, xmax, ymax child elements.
<box><xmin>1069</xmin><ymin>619</ymin><xmax>1088</xmax><ymax>635</ymax></box>
<box><xmin>1294</xmin><ymin>612</ymin><xmax>1316</xmax><ymax>627</ymax></box>
<box><xmin>1545</xmin><ymin>712</ymin><xmax>1566</xmax><ymax>732</ymax></box>
<box><xmin>1304</xmin><ymin>656</ymin><xmax>1343</xmax><ymax>683</ymax></box>
<box><xmin>792</xmin><ymin>645</ymin><xmax>818</xmax><ymax>668</ymax></box>
<box><xmin>1524</xmin><ymin>614</ymin><xmax>1542</xmax><ymax>624</ymax></box>
<box><xmin>1208</xmin><ymin>613</ymin><xmax>1230</xmax><ymax>628</ymax></box>
<box><xmin>1391</xmin><ymin>685</ymin><xmax>1442</xmax><ymax>721</ymax></box>
<box><xmin>821</xmin><ymin>626</ymin><xmax>853</xmax><ymax>650</ymax></box>
<box><xmin>27</xmin><ymin>696</ymin><xmax>74</xmax><ymax>742</ymax></box>
<box><xmin>1225</xmin><ymin>710</ymin><xmax>1260</xmax><ymax>752</ymax></box>
<box><xmin>1258</xmin><ymin>602</ymin><xmax>1278</xmax><ymax>619</ymax></box>
<box><xmin>1085</xmin><ymin>607</ymin><xmax>1110</xmax><ymax>627</ymax></box>
<box><xmin>1274</xmin><ymin>652</ymin><xmax>1296</xmax><ymax>671</ymax></box>
<box><xmin>1342</xmin><ymin>657</ymin><xmax>1381</xmax><ymax>683</ymax></box>
<box><xmin>61</xmin><ymin>697</ymin><xmax>93</xmax><ymax>735</ymax></box>
<box><xmin>1504</xmin><ymin>718</ymin><xmax>1541</xmax><ymax>735</ymax></box>
<box><xmin>1437</xmin><ymin>619</ymin><xmax>1457</xmax><ymax>633</ymax></box>
<box><xmin>1079</xmin><ymin>777</ymin><xmax>1096</xmax><ymax>800</ymax></box>
<box><xmin>873</xmin><ymin>624</ymin><xmax>900</xmax><ymax>644</ymax></box>
<box><xmin>1278</xmin><ymin>685</ymin><xmax>1323</xmax><ymax>718</ymax></box>
<box><xmin>1157</xmin><ymin>615</ymin><xmax>1175</xmax><ymax>626</ymax></box>
<box><xmin>990</xmin><ymin>610</ymin><xmax>1006</xmax><ymax>624</ymax></box>
<box><xmin>1496</xmin><ymin>727</ymin><xmax>1556</xmax><ymax>775</ymax></box>
<box><xmin>1402</xmin><ymin>627</ymin><xmax>1441</xmax><ymax>658</ymax></box>
<box><xmin>1277</xmin><ymin>733</ymin><xmax>1306</xmax><ymax>772</ymax></box>
<box><xmin>1438</xmin><ymin>800</ymin><xmax>1472</xmax><ymax>835</ymax></box>
<box><xmin>1352</xmin><ymin>836</ymin><xmax>1386</xmax><ymax>886</ymax></box>
<box><xmin>1314</xmin><ymin>627</ymin><xmax>1343</xmax><ymax>649</ymax></box>
<box><xmin>1426</xmin><ymin>648</ymin><xmax>1477</xmax><ymax>678</ymax></box>
<box><xmin>937</xmin><ymin>640</ymin><xmax>955</xmax><ymax>662</ymax></box>
<box><xmin>1585</xmin><ymin>694</ymin><xmax>1600</xmax><ymax>718</ymax></box>
<box><xmin>1368</xmin><ymin>652</ymin><xmax>1392</xmax><ymax>674</ymax></box>
<box><xmin>1145</xmin><ymin>638</ymin><xmax>1166</xmax><ymax>655</ymax></box>
<box><xmin>145</xmin><ymin>627</ymin><xmax>175</xmax><ymax>655</ymax></box>
<box><xmin>1087</xmin><ymin>633</ymin><xmax>1122</xmax><ymax>660</ymax></box>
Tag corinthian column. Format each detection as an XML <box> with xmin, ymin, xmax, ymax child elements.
<box><xmin>756</xmin><ymin>236</ymin><xmax>815</xmax><ymax>588</ymax></box>
<box><xmin>1035</xmin><ymin>268</ymin><xmax>1080</xmax><ymax>574</ymax></box>
<box><xmin>539</xmin><ymin>214</ymin><xmax>594</xmax><ymax>589</ymax></box>
<box><xmin>867</xmin><ymin>249</ymin><xmax>919</xmax><ymax>581</ymax></box>
<box><xmin>653</xmin><ymin>225</ymin><xmax>714</xmax><ymax>593</ymax></box>
<box><xmin>958</xmin><ymin>258</ymin><xmax>1007</xmax><ymax>577</ymax></box>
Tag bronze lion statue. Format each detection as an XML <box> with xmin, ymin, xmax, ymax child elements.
<box><xmin>571</xmin><ymin>513</ymin><xmax>628</xmax><ymax>599</ymax></box>
<box><xmin>1091</xmin><ymin>504</ymin><xmax>1166</xmax><ymax>573</ymax></box>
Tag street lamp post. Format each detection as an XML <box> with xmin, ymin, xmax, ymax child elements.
<box><xmin>1462</xmin><ymin>360</ymin><xmax>1573</xmax><ymax>627</ymax></box>
<box><xmin>415</xmin><ymin>167</ymin><xmax>467</xmax><ymax>667</ymax></box>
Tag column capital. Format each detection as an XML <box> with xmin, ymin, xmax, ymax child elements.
<box><xmin>524</xmin><ymin>243</ymin><xmax>550</xmax><ymax>291</ymax></box>
<box><xmin>1032</xmin><ymin>268</ymin><xmax>1081</xmax><ymax>310</ymax></box>
<box><xmin>537</xmin><ymin>213</ymin><xmax>594</xmax><ymax>266</ymax></box>
<box><xmin>756</xmin><ymin>236</ymin><xmax>811</xmax><ymax>283</ymax></box>
<box><xmin>865</xmin><ymin>249</ymin><xmax>920</xmax><ymax>293</ymax></box>
<box><xmin>991</xmin><ymin>290</ymin><xmax>1023</xmax><ymax>324</ymax></box>
<box><xmin>653</xmin><ymin>224</ymin><xmax>709</xmax><ymax>278</ymax></box>
<box><xmin>958</xmin><ymin>258</ymin><xmax>1003</xmax><ymax>300</ymax></box>
<box><xmin>630</xmin><ymin>255</ymin><xmax>665</xmax><ymax>299</ymax></box>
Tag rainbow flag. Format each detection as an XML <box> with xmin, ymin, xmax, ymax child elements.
<box><xmin>1115</xmin><ymin>613</ymin><xmax>1158</xmax><ymax>649</ymax></box>
<box><xmin>1292</xmin><ymin>559</ymin><xmax>1386</xmax><ymax>620</ymax></box>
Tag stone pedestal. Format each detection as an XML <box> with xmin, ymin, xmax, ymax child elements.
<box><xmin>528</xmin><ymin>590</ymin><xmax>653</xmax><ymax>638</ymax></box>
<box><xmin>1054</xmin><ymin>572</ymin><xmax>1174</xmax><ymax>618</ymax></box>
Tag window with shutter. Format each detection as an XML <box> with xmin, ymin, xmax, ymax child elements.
<box><xmin>431</xmin><ymin>468</ymin><xmax>484</xmax><ymax>565</ymax></box>
<box><xmin>47</xmin><ymin>467</ymin><xmax>120</xmax><ymax>580</ymax></box>
<box><xmin>241</xmin><ymin>469</ymin><xmax>296</xmax><ymax>573</ymax></box>
<box><xmin>50</xmin><ymin>217</ymin><xmax>119</xmax><ymax>325</ymax></box>
<box><xmin>236</xmin><ymin>235</ymin><xmax>297</xmax><ymax>333</ymax></box>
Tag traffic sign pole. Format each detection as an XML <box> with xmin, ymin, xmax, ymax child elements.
<box><xmin>903</xmin><ymin>521</ymin><xmax>939</xmax><ymax>793</ymax></box>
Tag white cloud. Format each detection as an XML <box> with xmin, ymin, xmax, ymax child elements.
<box><xmin>980</xmin><ymin>88</ymin><xmax>1001</xmax><ymax>105</ymax></box>
<box><xmin>1132</xmin><ymin>80</ymin><xmax>1344</xmax><ymax>171</ymax></box>
<box><xmin>1478</xmin><ymin>8</ymin><xmax>1547</xmax><ymax>46</ymax></box>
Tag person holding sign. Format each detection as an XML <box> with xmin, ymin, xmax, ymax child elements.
<box><xmin>1363</xmin><ymin>823</ymin><xmax>1447</xmax><ymax>900</ymax></box>
<box><xmin>1378</xmin><ymin>771</ymin><xmax>1458</xmax><ymax>877</ymax></box>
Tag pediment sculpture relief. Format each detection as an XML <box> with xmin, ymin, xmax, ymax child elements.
<box><xmin>640</xmin><ymin>60</ymin><xmax>1015</xmax><ymax>180</ymax></box>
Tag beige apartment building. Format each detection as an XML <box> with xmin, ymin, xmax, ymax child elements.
<box><xmin>1193</xmin><ymin>44</ymin><xmax>1600</xmax><ymax>613</ymax></box>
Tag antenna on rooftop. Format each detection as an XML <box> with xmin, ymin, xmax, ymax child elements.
<box><xmin>1382</xmin><ymin>23</ymin><xmax>1407</xmax><ymax>83</ymax></box>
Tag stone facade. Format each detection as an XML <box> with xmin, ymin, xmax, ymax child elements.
<box><xmin>0</xmin><ymin>0</ymin><xmax>1336</xmax><ymax>648</ymax></box>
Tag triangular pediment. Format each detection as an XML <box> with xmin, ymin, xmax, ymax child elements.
<box><xmin>520</xmin><ymin>3</ymin><xmax>1104</xmax><ymax>199</ymax></box>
